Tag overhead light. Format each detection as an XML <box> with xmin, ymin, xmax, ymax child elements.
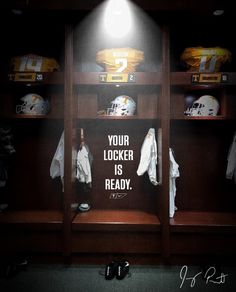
<box><xmin>104</xmin><ymin>0</ymin><xmax>132</xmax><ymax>38</ymax></box>
<box><xmin>213</xmin><ymin>9</ymin><xmax>224</xmax><ymax>16</ymax></box>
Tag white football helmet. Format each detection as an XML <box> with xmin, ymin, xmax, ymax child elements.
<box><xmin>185</xmin><ymin>95</ymin><xmax>219</xmax><ymax>116</ymax></box>
<box><xmin>16</xmin><ymin>93</ymin><xmax>50</xmax><ymax>115</ymax></box>
<box><xmin>107</xmin><ymin>95</ymin><xmax>136</xmax><ymax>116</ymax></box>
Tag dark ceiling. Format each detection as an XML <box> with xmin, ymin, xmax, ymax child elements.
<box><xmin>5</xmin><ymin>0</ymin><xmax>236</xmax><ymax>24</ymax></box>
<box><xmin>7</xmin><ymin>0</ymin><xmax>231</xmax><ymax>12</ymax></box>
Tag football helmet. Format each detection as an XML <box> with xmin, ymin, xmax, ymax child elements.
<box><xmin>185</xmin><ymin>95</ymin><xmax>219</xmax><ymax>116</ymax></box>
<box><xmin>181</xmin><ymin>47</ymin><xmax>231</xmax><ymax>72</ymax></box>
<box><xmin>16</xmin><ymin>93</ymin><xmax>50</xmax><ymax>115</ymax></box>
<box><xmin>107</xmin><ymin>95</ymin><xmax>136</xmax><ymax>116</ymax></box>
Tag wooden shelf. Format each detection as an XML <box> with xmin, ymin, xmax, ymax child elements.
<box><xmin>72</xmin><ymin>209</ymin><xmax>161</xmax><ymax>232</ymax></box>
<box><xmin>172</xmin><ymin>115</ymin><xmax>226</xmax><ymax>121</ymax></box>
<box><xmin>0</xmin><ymin>210</ymin><xmax>63</xmax><ymax>230</ymax></box>
<box><xmin>73</xmin><ymin>72</ymin><xmax>162</xmax><ymax>85</ymax></box>
<box><xmin>170</xmin><ymin>211</ymin><xmax>236</xmax><ymax>233</ymax></box>
<box><xmin>97</xmin><ymin>115</ymin><xmax>141</xmax><ymax>120</ymax></box>
<box><xmin>92</xmin><ymin>115</ymin><xmax>158</xmax><ymax>120</ymax></box>
<box><xmin>1</xmin><ymin>114</ymin><xmax>64</xmax><ymax>119</ymax></box>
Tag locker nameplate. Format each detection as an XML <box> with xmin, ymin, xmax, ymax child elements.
<box><xmin>99</xmin><ymin>73</ymin><xmax>135</xmax><ymax>83</ymax></box>
<box><xmin>8</xmin><ymin>72</ymin><xmax>43</xmax><ymax>82</ymax></box>
<box><xmin>191</xmin><ymin>73</ymin><xmax>228</xmax><ymax>83</ymax></box>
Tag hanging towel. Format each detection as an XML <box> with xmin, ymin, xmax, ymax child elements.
<box><xmin>76</xmin><ymin>144</ymin><xmax>92</xmax><ymax>186</ymax></box>
<box><xmin>50</xmin><ymin>131</ymin><xmax>64</xmax><ymax>191</ymax></box>
<box><xmin>169</xmin><ymin>148</ymin><xmax>180</xmax><ymax>218</ymax></box>
<box><xmin>226</xmin><ymin>132</ymin><xmax>236</xmax><ymax>183</ymax></box>
<box><xmin>137</xmin><ymin>128</ymin><xmax>158</xmax><ymax>185</ymax></box>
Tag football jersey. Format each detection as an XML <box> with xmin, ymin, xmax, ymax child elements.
<box><xmin>96</xmin><ymin>47</ymin><xmax>144</xmax><ymax>73</ymax></box>
<box><xmin>181</xmin><ymin>47</ymin><xmax>231</xmax><ymax>72</ymax></box>
<box><xmin>10</xmin><ymin>54</ymin><xmax>59</xmax><ymax>72</ymax></box>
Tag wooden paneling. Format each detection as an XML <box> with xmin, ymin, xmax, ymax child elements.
<box><xmin>73</xmin><ymin>120</ymin><xmax>159</xmax><ymax>212</ymax></box>
<box><xmin>170</xmin><ymin>120</ymin><xmax>236</xmax><ymax>212</ymax></box>
<box><xmin>71</xmin><ymin>231</ymin><xmax>161</xmax><ymax>254</ymax></box>
<box><xmin>170</xmin><ymin>233</ymin><xmax>236</xmax><ymax>255</ymax></box>
<box><xmin>0</xmin><ymin>231</ymin><xmax>63</xmax><ymax>253</ymax></box>
<box><xmin>5</xmin><ymin>120</ymin><xmax>63</xmax><ymax>210</ymax></box>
